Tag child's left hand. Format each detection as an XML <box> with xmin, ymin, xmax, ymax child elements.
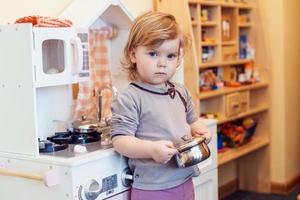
<box><xmin>192</xmin><ymin>129</ymin><xmax>212</xmax><ymax>144</ymax></box>
<box><xmin>190</xmin><ymin>119</ymin><xmax>212</xmax><ymax>144</ymax></box>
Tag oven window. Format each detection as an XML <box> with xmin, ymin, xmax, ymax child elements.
<box><xmin>42</xmin><ymin>40</ymin><xmax>65</xmax><ymax>74</ymax></box>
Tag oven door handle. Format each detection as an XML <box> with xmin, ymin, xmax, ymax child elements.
<box><xmin>0</xmin><ymin>168</ymin><xmax>61</xmax><ymax>187</ymax></box>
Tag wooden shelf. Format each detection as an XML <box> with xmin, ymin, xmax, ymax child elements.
<box><xmin>200</xmin><ymin>62</ymin><xmax>220</xmax><ymax>68</ymax></box>
<box><xmin>200</xmin><ymin>58</ymin><xmax>253</xmax><ymax>68</ymax></box>
<box><xmin>202</xmin><ymin>42</ymin><xmax>218</xmax><ymax>46</ymax></box>
<box><xmin>199</xmin><ymin>0</ymin><xmax>219</xmax><ymax>6</ymax></box>
<box><xmin>218</xmin><ymin>104</ymin><xmax>269</xmax><ymax>124</ymax></box>
<box><xmin>220</xmin><ymin>2</ymin><xmax>238</xmax><ymax>8</ymax></box>
<box><xmin>237</xmin><ymin>4</ymin><xmax>254</xmax><ymax>9</ymax></box>
<box><xmin>221</xmin><ymin>2</ymin><xmax>254</xmax><ymax>9</ymax></box>
<box><xmin>218</xmin><ymin>136</ymin><xmax>270</xmax><ymax>166</ymax></box>
<box><xmin>221</xmin><ymin>59</ymin><xmax>253</xmax><ymax>65</ymax></box>
<box><xmin>199</xmin><ymin>82</ymin><xmax>269</xmax><ymax>100</ymax></box>
<box><xmin>222</xmin><ymin>41</ymin><xmax>237</xmax><ymax>46</ymax></box>
<box><xmin>239</xmin><ymin>23</ymin><xmax>252</xmax><ymax>28</ymax></box>
<box><xmin>202</xmin><ymin>21</ymin><xmax>218</xmax><ymax>26</ymax></box>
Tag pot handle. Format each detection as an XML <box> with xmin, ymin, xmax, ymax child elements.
<box><xmin>181</xmin><ymin>135</ymin><xmax>207</xmax><ymax>142</ymax></box>
<box><xmin>181</xmin><ymin>135</ymin><xmax>190</xmax><ymax>141</ymax></box>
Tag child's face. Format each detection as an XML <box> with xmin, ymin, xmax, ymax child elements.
<box><xmin>130</xmin><ymin>38</ymin><xmax>180</xmax><ymax>85</ymax></box>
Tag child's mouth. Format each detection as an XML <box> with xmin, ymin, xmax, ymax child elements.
<box><xmin>154</xmin><ymin>72</ymin><xmax>167</xmax><ymax>75</ymax></box>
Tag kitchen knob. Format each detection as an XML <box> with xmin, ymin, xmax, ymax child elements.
<box><xmin>121</xmin><ymin>167</ymin><xmax>133</xmax><ymax>187</ymax></box>
<box><xmin>84</xmin><ymin>179</ymin><xmax>102</xmax><ymax>200</ymax></box>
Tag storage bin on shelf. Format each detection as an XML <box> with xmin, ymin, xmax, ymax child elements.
<box><xmin>217</xmin><ymin>117</ymin><xmax>257</xmax><ymax>150</ymax></box>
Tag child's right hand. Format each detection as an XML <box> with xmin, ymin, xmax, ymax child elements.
<box><xmin>150</xmin><ymin>140</ymin><xmax>178</xmax><ymax>164</ymax></box>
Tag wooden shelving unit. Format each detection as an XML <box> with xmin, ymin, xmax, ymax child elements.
<box><xmin>189</xmin><ymin>0</ymin><xmax>270</xmax><ymax>194</ymax></box>
<box><xmin>155</xmin><ymin>0</ymin><xmax>270</xmax><ymax>195</ymax></box>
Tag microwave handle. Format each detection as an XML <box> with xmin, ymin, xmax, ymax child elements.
<box><xmin>70</xmin><ymin>37</ymin><xmax>83</xmax><ymax>75</ymax></box>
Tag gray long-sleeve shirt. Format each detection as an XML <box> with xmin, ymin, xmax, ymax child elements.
<box><xmin>111</xmin><ymin>81</ymin><xmax>200</xmax><ymax>190</ymax></box>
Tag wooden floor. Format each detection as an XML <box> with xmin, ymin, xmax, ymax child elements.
<box><xmin>222</xmin><ymin>184</ymin><xmax>300</xmax><ymax>200</ymax></box>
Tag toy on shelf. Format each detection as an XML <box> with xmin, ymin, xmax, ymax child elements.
<box><xmin>239</xmin><ymin>34</ymin><xmax>255</xmax><ymax>59</ymax></box>
<box><xmin>218</xmin><ymin>117</ymin><xmax>258</xmax><ymax>151</ymax></box>
<box><xmin>200</xmin><ymin>68</ymin><xmax>224</xmax><ymax>91</ymax></box>
<box><xmin>202</xmin><ymin>46</ymin><xmax>215</xmax><ymax>63</ymax></box>
<box><xmin>202</xmin><ymin>30</ymin><xmax>217</xmax><ymax>44</ymax></box>
<box><xmin>200</xmin><ymin>112</ymin><xmax>221</xmax><ymax>120</ymax></box>
<box><xmin>242</xmin><ymin>117</ymin><xmax>258</xmax><ymax>142</ymax></box>
<box><xmin>221</xmin><ymin>17</ymin><xmax>231</xmax><ymax>41</ymax></box>
<box><xmin>223</xmin><ymin>66</ymin><xmax>241</xmax><ymax>87</ymax></box>
<box><xmin>239</xmin><ymin>14</ymin><xmax>251</xmax><ymax>24</ymax></box>
<box><xmin>201</xmin><ymin>8</ymin><xmax>213</xmax><ymax>22</ymax></box>
<box><xmin>223</xmin><ymin>63</ymin><xmax>260</xmax><ymax>87</ymax></box>
<box><xmin>203</xmin><ymin>38</ymin><xmax>217</xmax><ymax>44</ymax></box>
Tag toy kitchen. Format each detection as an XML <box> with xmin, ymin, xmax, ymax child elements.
<box><xmin>0</xmin><ymin>0</ymin><xmax>218</xmax><ymax>200</ymax></box>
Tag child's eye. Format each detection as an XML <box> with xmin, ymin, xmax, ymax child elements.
<box><xmin>148</xmin><ymin>51</ymin><xmax>158</xmax><ymax>57</ymax></box>
<box><xmin>167</xmin><ymin>53</ymin><xmax>177</xmax><ymax>59</ymax></box>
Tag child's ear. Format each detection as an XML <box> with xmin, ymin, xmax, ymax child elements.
<box><xmin>129</xmin><ymin>49</ymin><xmax>136</xmax><ymax>63</ymax></box>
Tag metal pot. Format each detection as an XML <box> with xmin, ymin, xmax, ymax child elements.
<box><xmin>71</xmin><ymin>85</ymin><xmax>117</xmax><ymax>134</ymax></box>
<box><xmin>175</xmin><ymin>135</ymin><xmax>210</xmax><ymax>168</ymax></box>
<box><xmin>71</xmin><ymin>116</ymin><xmax>106</xmax><ymax>134</ymax></box>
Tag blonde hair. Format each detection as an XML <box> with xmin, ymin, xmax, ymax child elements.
<box><xmin>122</xmin><ymin>11</ymin><xmax>191</xmax><ymax>81</ymax></box>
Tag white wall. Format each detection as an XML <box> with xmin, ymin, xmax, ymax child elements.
<box><xmin>123</xmin><ymin>0</ymin><xmax>152</xmax><ymax>17</ymax></box>
<box><xmin>0</xmin><ymin>0</ymin><xmax>152</xmax><ymax>25</ymax></box>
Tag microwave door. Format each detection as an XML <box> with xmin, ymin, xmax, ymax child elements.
<box><xmin>33</xmin><ymin>27</ymin><xmax>78</xmax><ymax>87</ymax></box>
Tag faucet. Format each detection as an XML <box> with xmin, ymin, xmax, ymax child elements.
<box><xmin>96</xmin><ymin>85</ymin><xmax>118</xmax><ymax>126</ymax></box>
<box><xmin>96</xmin><ymin>85</ymin><xmax>118</xmax><ymax>147</ymax></box>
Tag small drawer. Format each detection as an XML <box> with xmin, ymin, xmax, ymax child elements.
<box><xmin>239</xmin><ymin>91</ymin><xmax>249</xmax><ymax>113</ymax></box>
<box><xmin>225</xmin><ymin>92</ymin><xmax>241</xmax><ymax>117</ymax></box>
<box><xmin>222</xmin><ymin>45</ymin><xmax>238</xmax><ymax>61</ymax></box>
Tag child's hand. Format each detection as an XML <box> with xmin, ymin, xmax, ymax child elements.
<box><xmin>192</xmin><ymin>130</ymin><xmax>212</xmax><ymax>144</ymax></box>
<box><xmin>151</xmin><ymin>140</ymin><xmax>178</xmax><ymax>164</ymax></box>
<box><xmin>191</xmin><ymin>119</ymin><xmax>213</xmax><ymax>144</ymax></box>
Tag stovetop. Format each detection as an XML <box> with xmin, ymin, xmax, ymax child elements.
<box><xmin>47</xmin><ymin>131</ymin><xmax>101</xmax><ymax>145</ymax></box>
<box><xmin>40</xmin><ymin>141</ymin><xmax>112</xmax><ymax>158</ymax></box>
<box><xmin>39</xmin><ymin>127</ymin><xmax>113</xmax><ymax>157</ymax></box>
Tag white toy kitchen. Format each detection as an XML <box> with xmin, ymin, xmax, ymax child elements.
<box><xmin>0</xmin><ymin>0</ymin><xmax>218</xmax><ymax>199</ymax></box>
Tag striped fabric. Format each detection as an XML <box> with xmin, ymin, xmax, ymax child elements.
<box><xmin>73</xmin><ymin>29</ymin><xmax>113</xmax><ymax>120</ymax></box>
<box><xmin>15</xmin><ymin>15</ymin><xmax>72</xmax><ymax>27</ymax></box>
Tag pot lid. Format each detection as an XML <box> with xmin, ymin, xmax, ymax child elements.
<box><xmin>72</xmin><ymin>116</ymin><xmax>100</xmax><ymax>131</ymax></box>
<box><xmin>176</xmin><ymin>136</ymin><xmax>206</xmax><ymax>153</ymax></box>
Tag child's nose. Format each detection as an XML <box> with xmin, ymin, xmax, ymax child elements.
<box><xmin>157</xmin><ymin>57</ymin><xmax>167</xmax><ymax>68</ymax></box>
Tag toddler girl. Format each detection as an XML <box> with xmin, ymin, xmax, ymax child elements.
<box><xmin>111</xmin><ymin>11</ymin><xmax>212</xmax><ymax>200</ymax></box>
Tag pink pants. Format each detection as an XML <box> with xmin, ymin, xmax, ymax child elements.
<box><xmin>131</xmin><ymin>178</ymin><xmax>195</xmax><ymax>200</ymax></box>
